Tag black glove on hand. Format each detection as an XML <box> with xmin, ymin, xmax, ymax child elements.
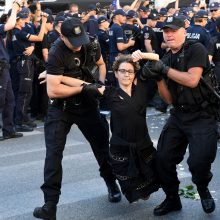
<box><xmin>141</xmin><ymin>62</ymin><xmax>162</xmax><ymax>81</ymax></box>
<box><xmin>81</xmin><ymin>83</ymin><xmax>102</xmax><ymax>99</ymax></box>
<box><xmin>148</xmin><ymin>60</ymin><xmax>170</xmax><ymax>76</ymax></box>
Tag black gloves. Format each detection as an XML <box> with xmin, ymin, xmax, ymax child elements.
<box><xmin>81</xmin><ymin>83</ymin><xmax>102</xmax><ymax>99</ymax></box>
<box><xmin>141</xmin><ymin>60</ymin><xmax>170</xmax><ymax>81</ymax></box>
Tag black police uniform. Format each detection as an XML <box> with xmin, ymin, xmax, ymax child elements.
<box><xmin>97</xmin><ymin>28</ymin><xmax>109</xmax><ymax>66</ymax></box>
<box><xmin>40</xmin><ymin>38</ymin><xmax>116</xmax><ymax>204</ymax></box>
<box><xmin>208</xmin><ymin>32</ymin><xmax>220</xmax><ymax>84</ymax></box>
<box><xmin>83</xmin><ymin>15</ymin><xmax>99</xmax><ymax>38</ymax></box>
<box><xmin>108</xmin><ymin>23</ymin><xmax>128</xmax><ymax>85</ymax></box>
<box><xmin>31</xmin><ymin>33</ymin><xmax>50</xmax><ymax>120</ymax></box>
<box><xmin>140</xmin><ymin>25</ymin><xmax>160</xmax><ymax>54</ymax></box>
<box><xmin>0</xmin><ymin>24</ymin><xmax>17</xmax><ymax>137</ymax></box>
<box><xmin>157</xmin><ymin>42</ymin><xmax>218</xmax><ymax>198</ymax></box>
<box><xmin>206</xmin><ymin>18</ymin><xmax>217</xmax><ymax>37</ymax></box>
<box><xmin>186</xmin><ymin>24</ymin><xmax>210</xmax><ymax>48</ymax></box>
<box><xmin>122</xmin><ymin>23</ymin><xmax>141</xmax><ymax>53</ymax></box>
<box><xmin>11</xmin><ymin>24</ymin><xmax>35</xmax><ymax>127</ymax></box>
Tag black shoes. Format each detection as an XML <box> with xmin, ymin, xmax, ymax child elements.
<box><xmin>198</xmin><ymin>188</ymin><xmax>215</xmax><ymax>213</ymax></box>
<box><xmin>15</xmin><ymin>124</ymin><xmax>34</xmax><ymax>132</ymax></box>
<box><xmin>154</xmin><ymin>195</ymin><xmax>182</xmax><ymax>216</ymax></box>
<box><xmin>33</xmin><ymin>201</ymin><xmax>57</xmax><ymax>220</ymax></box>
<box><xmin>106</xmin><ymin>181</ymin><xmax>122</xmax><ymax>203</ymax></box>
<box><xmin>0</xmin><ymin>132</ymin><xmax>23</xmax><ymax>141</ymax></box>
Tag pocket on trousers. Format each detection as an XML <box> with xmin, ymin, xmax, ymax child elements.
<box><xmin>19</xmin><ymin>77</ymin><xmax>33</xmax><ymax>93</ymax></box>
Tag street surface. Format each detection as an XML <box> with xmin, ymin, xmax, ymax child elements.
<box><xmin>0</xmin><ymin>108</ymin><xmax>219</xmax><ymax>220</ymax></box>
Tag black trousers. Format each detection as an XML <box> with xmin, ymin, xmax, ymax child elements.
<box><xmin>156</xmin><ymin>108</ymin><xmax>218</xmax><ymax>196</ymax></box>
<box><xmin>41</xmin><ymin>104</ymin><xmax>115</xmax><ymax>203</ymax></box>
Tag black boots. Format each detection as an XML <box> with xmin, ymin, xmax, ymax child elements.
<box><xmin>33</xmin><ymin>201</ymin><xmax>57</xmax><ymax>220</ymax></box>
<box><xmin>154</xmin><ymin>195</ymin><xmax>182</xmax><ymax>216</ymax></box>
<box><xmin>198</xmin><ymin>188</ymin><xmax>215</xmax><ymax>213</ymax></box>
<box><xmin>106</xmin><ymin>181</ymin><xmax>122</xmax><ymax>203</ymax></box>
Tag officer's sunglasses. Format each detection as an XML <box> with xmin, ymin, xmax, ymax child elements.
<box><xmin>210</xmin><ymin>9</ymin><xmax>218</xmax><ymax>12</ymax></box>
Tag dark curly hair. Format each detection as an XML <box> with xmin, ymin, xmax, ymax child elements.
<box><xmin>112</xmin><ymin>54</ymin><xmax>140</xmax><ymax>73</ymax></box>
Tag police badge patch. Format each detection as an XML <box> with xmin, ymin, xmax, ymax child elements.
<box><xmin>74</xmin><ymin>26</ymin><xmax>81</xmax><ymax>35</ymax></box>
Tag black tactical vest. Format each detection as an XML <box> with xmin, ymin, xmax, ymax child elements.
<box><xmin>163</xmin><ymin>42</ymin><xmax>220</xmax><ymax>116</ymax></box>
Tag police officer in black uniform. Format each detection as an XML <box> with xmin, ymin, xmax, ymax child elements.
<box><xmin>33</xmin><ymin>18</ymin><xmax>121</xmax><ymax>220</ymax></box>
<box><xmin>141</xmin><ymin>16</ymin><xmax>218</xmax><ymax>216</ymax></box>
<box><xmin>208</xmin><ymin>16</ymin><xmax>220</xmax><ymax>139</ymax></box>
<box><xmin>0</xmin><ymin>1</ymin><xmax>23</xmax><ymax>140</ymax></box>
<box><xmin>186</xmin><ymin>10</ymin><xmax>210</xmax><ymax>48</ymax></box>
<box><xmin>97</xmin><ymin>16</ymin><xmax>110</xmax><ymax>68</ymax></box>
<box><xmin>108</xmin><ymin>9</ymin><xmax>135</xmax><ymax>86</ymax></box>
<box><xmin>11</xmin><ymin>8</ymin><xmax>48</xmax><ymax>131</ymax></box>
<box><xmin>206</xmin><ymin>2</ymin><xmax>220</xmax><ymax>37</ymax></box>
<box><xmin>122</xmin><ymin>10</ymin><xmax>142</xmax><ymax>53</ymax></box>
<box><xmin>47</xmin><ymin>16</ymin><xmax>65</xmax><ymax>49</ymax></box>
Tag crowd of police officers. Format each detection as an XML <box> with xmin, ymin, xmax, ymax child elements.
<box><xmin>0</xmin><ymin>0</ymin><xmax>220</xmax><ymax>139</ymax></box>
<box><xmin>0</xmin><ymin>0</ymin><xmax>220</xmax><ymax>219</ymax></box>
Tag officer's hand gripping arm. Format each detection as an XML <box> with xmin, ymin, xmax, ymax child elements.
<box><xmin>141</xmin><ymin>62</ymin><xmax>162</xmax><ymax>81</ymax></box>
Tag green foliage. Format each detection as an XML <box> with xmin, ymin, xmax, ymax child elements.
<box><xmin>178</xmin><ymin>185</ymin><xmax>200</xmax><ymax>200</ymax></box>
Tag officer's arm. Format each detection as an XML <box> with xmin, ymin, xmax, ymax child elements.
<box><xmin>4</xmin><ymin>1</ymin><xmax>20</xmax><ymax>32</ymax></box>
<box><xmin>46</xmin><ymin>74</ymin><xmax>83</xmax><ymax>98</ymax></box>
<box><xmin>117</xmin><ymin>38</ymin><xmax>135</xmax><ymax>51</ymax></box>
<box><xmin>167</xmin><ymin>67</ymin><xmax>203</xmax><ymax>88</ymax></box>
<box><xmin>42</xmin><ymin>48</ymin><xmax>48</xmax><ymax>62</ymax></box>
<box><xmin>96</xmin><ymin>55</ymin><xmax>106</xmax><ymax>83</ymax></box>
<box><xmin>28</xmin><ymin>16</ymin><xmax>47</xmax><ymax>42</ymax></box>
<box><xmin>144</xmin><ymin>39</ymin><xmax>153</xmax><ymax>53</ymax></box>
<box><xmin>157</xmin><ymin>80</ymin><xmax>173</xmax><ymax>104</ymax></box>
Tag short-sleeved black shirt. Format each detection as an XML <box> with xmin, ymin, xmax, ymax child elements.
<box><xmin>46</xmin><ymin>38</ymin><xmax>101</xmax><ymax>76</ymax></box>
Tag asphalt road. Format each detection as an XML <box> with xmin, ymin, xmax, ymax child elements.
<box><xmin>0</xmin><ymin>108</ymin><xmax>219</xmax><ymax>220</ymax></box>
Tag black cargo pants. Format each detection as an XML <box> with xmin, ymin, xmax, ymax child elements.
<box><xmin>156</xmin><ymin>108</ymin><xmax>218</xmax><ymax>196</ymax></box>
<box><xmin>41</xmin><ymin>104</ymin><xmax>115</xmax><ymax>203</ymax></box>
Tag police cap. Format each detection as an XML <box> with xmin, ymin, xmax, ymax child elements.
<box><xmin>61</xmin><ymin>18</ymin><xmax>90</xmax><ymax>47</ymax></box>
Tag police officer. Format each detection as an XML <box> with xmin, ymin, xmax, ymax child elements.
<box><xmin>186</xmin><ymin>10</ymin><xmax>210</xmax><ymax>48</ymax></box>
<box><xmin>122</xmin><ymin>10</ymin><xmax>142</xmax><ymax>53</ymax></box>
<box><xmin>140</xmin><ymin>12</ymin><xmax>160</xmax><ymax>54</ymax></box>
<box><xmin>208</xmin><ymin>16</ymin><xmax>220</xmax><ymax>139</ymax></box>
<box><xmin>33</xmin><ymin>18</ymin><xmax>121</xmax><ymax>220</ymax></box>
<box><xmin>47</xmin><ymin>16</ymin><xmax>65</xmax><ymax>48</ymax></box>
<box><xmin>141</xmin><ymin>16</ymin><xmax>218</xmax><ymax>216</ymax></box>
<box><xmin>97</xmin><ymin>16</ymin><xmax>110</xmax><ymax>68</ymax></box>
<box><xmin>83</xmin><ymin>4</ymin><xmax>99</xmax><ymax>38</ymax></box>
<box><xmin>31</xmin><ymin>14</ymin><xmax>54</xmax><ymax>121</ymax></box>
<box><xmin>0</xmin><ymin>1</ymin><xmax>23</xmax><ymax>140</ymax></box>
<box><xmin>108</xmin><ymin>9</ymin><xmax>135</xmax><ymax>85</ymax></box>
<box><xmin>206</xmin><ymin>2</ymin><xmax>220</xmax><ymax>37</ymax></box>
<box><xmin>11</xmin><ymin>8</ymin><xmax>47</xmax><ymax>131</ymax></box>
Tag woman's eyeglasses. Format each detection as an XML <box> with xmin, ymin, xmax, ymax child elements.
<box><xmin>117</xmin><ymin>69</ymin><xmax>135</xmax><ymax>75</ymax></box>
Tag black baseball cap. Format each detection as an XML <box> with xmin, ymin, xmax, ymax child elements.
<box><xmin>61</xmin><ymin>18</ymin><xmax>90</xmax><ymax>47</ymax></box>
<box><xmin>113</xmin><ymin>9</ymin><xmax>127</xmax><ymax>17</ymax></box>
<box><xmin>126</xmin><ymin>10</ymin><xmax>138</xmax><ymax>18</ymax></box>
<box><xmin>162</xmin><ymin>16</ymin><xmax>185</xmax><ymax>30</ymax></box>
<box><xmin>209</xmin><ymin>2</ymin><xmax>220</xmax><ymax>11</ymax></box>
<box><xmin>97</xmin><ymin>16</ymin><xmax>108</xmax><ymax>24</ymax></box>
<box><xmin>148</xmin><ymin>12</ymin><xmax>159</xmax><ymax>20</ymax></box>
<box><xmin>195</xmin><ymin>10</ymin><xmax>208</xmax><ymax>18</ymax></box>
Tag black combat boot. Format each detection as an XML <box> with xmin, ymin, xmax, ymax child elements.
<box><xmin>153</xmin><ymin>195</ymin><xmax>182</xmax><ymax>216</ymax></box>
<box><xmin>198</xmin><ymin>187</ymin><xmax>215</xmax><ymax>213</ymax></box>
<box><xmin>106</xmin><ymin>181</ymin><xmax>122</xmax><ymax>203</ymax></box>
<box><xmin>33</xmin><ymin>201</ymin><xmax>57</xmax><ymax>220</ymax></box>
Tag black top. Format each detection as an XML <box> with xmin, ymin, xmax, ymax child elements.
<box><xmin>165</xmin><ymin>42</ymin><xmax>209</xmax><ymax>106</ymax></box>
<box><xmin>104</xmin><ymin>77</ymin><xmax>150</xmax><ymax>143</ymax></box>
<box><xmin>208</xmin><ymin>33</ymin><xmax>220</xmax><ymax>64</ymax></box>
